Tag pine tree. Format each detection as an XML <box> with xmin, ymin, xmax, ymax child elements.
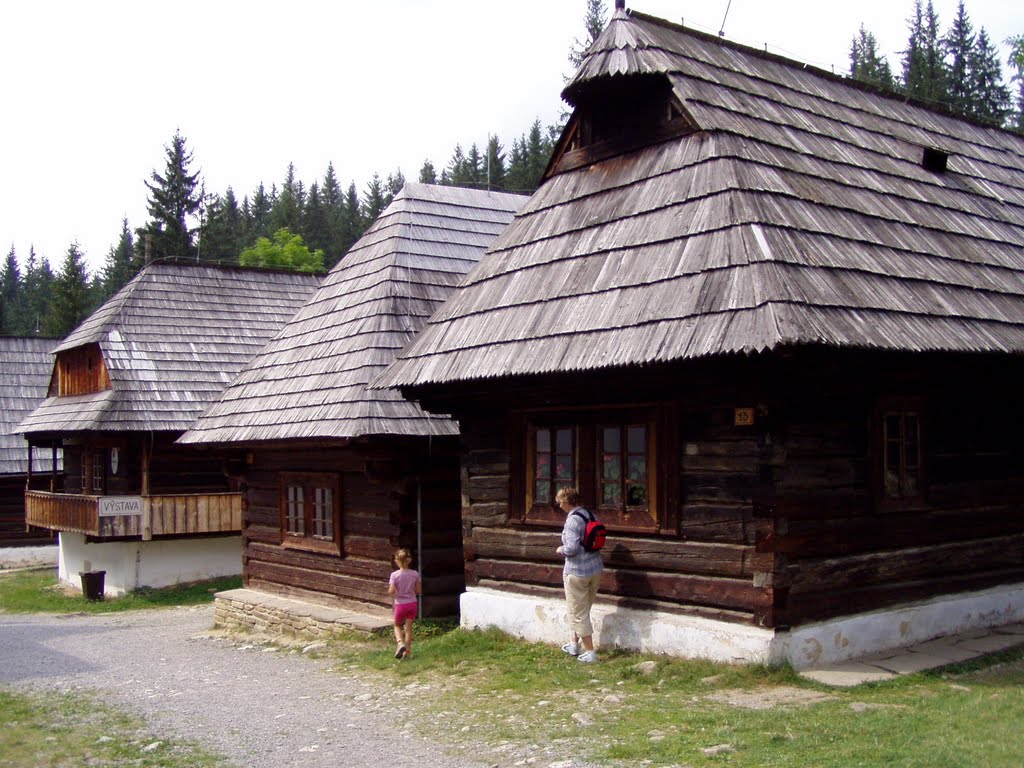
<box><xmin>336</xmin><ymin>181</ymin><xmax>364</xmax><ymax>257</ymax></box>
<box><xmin>1</xmin><ymin>245</ymin><xmax>21</xmax><ymax>334</ymax></box>
<box><xmin>418</xmin><ymin>160</ymin><xmax>438</xmax><ymax>184</ymax></box>
<box><xmin>200</xmin><ymin>188</ymin><xmax>246</xmax><ymax>262</ymax></box>
<box><xmin>362</xmin><ymin>174</ymin><xmax>388</xmax><ymax>228</ymax></box>
<box><xmin>944</xmin><ymin>1</ymin><xmax>975</xmax><ymax>115</ymax></box>
<box><xmin>485</xmin><ymin>136</ymin><xmax>507</xmax><ymax>191</ymax></box>
<box><xmin>302</xmin><ymin>181</ymin><xmax>331</xmax><ymax>258</ymax></box>
<box><xmin>506</xmin><ymin>135</ymin><xmax>530</xmax><ymax>192</ymax></box>
<box><xmin>44</xmin><ymin>242</ymin><xmax>92</xmax><ymax>338</ymax></box>
<box><xmin>568</xmin><ymin>0</ymin><xmax>609</xmax><ymax>69</ymax></box>
<box><xmin>970</xmin><ymin>27</ymin><xmax>1012</xmax><ymax>125</ymax></box>
<box><xmin>246</xmin><ymin>183</ymin><xmax>274</xmax><ymax>243</ymax></box>
<box><xmin>1009</xmin><ymin>35</ymin><xmax>1024</xmax><ymax>131</ymax></box>
<box><xmin>446</xmin><ymin>143</ymin><xmax>482</xmax><ymax>188</ymax></box>
<box><xmin>444</xmin><ymin>144</ymin><xmax>468</xmax><ymax>187</ymax></box>
<box><xmin>525</xmin><ymin>120</ymin><xmax>553</xmax><ymax>190</ymax></box>
<box><xmin>385</xmin><ymin>169</ymin><xmax>406</xmax><ymax>205</ymax></box>
<box><xmin>140</xmin><ymin>129</ymin><xmax>203</xmax><ymax>259</ymax></box>
<box><xmin>22</xmin><ymin>249</ymin><xmax>54</xmax><ymax>336</ymax></box>
<box><xmin>850</xmin><ymin>24</ymin><xmax>895</xmax><ymax>89</ymax></box>
<box><xmin>320</xmin><ymin>164</ymin><xmax>347</xmax><ymax>269</ymax></box>
<box><xmin>101</xmin><ymin>219</ymin><xmax>139</xmax><ymax>300</ymax></box>
<box><xmin>272</xmin><ymin>163</ymin><xmax>305</xmax><ymax>233</ymax></box>
<box><xmin>901</xmin><ymin>0</ymin><xmax>948</xmax><ymax>105</ymax></box>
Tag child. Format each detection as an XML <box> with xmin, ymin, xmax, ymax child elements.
<box><xmin>388</xmin><ymin>548</ymin><xmax>421</xmax><ymax>659</ymax></box>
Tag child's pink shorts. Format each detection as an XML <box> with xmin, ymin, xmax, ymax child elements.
<box><xmin>394</xmin><ymin>601</ymin><xmax>417</xmax><ymax>624</ymax></box>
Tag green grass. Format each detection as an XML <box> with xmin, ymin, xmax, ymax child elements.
<box><xmin>0</xmin><ymin>569</ymin><xmax>241</xmax><ymax>614</ymax></box>
<box><xmin>0</xmin><ymin>687</ymin><xmax>226</xmax><ymax>767</ymax></box>
<box><xmin>325</xmin><ymin>624</ymin><xmax>1024</xmax><ymax>768</ymax></box>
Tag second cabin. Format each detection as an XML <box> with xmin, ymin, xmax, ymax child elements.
<box><xmin>181</xmin><ymin>184</ymin><xmax>524</xmax><ymax>620</ymax></box>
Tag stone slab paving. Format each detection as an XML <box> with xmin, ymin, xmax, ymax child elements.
<box><xmin>800</xmin><ymin>622</ymin><xmax>1024</xmax><ymax>687</ymax></box>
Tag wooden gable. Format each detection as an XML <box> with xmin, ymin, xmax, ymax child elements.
<box><xmin>50</xmin><ymin>343</ymin><xmax>111</xmax><ymax>397</ymax></box>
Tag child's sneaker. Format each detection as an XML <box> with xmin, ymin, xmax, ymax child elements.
<box><xmin>395</xmin><ymin>645</ymin><xmax>407</xmax><ymax>659</ymax></box>
<box><xmin>578</xmin><ymin>650</ymin><xmax>598</xmax><ymax>663</ymax></box>
<box><xmin>561</xmin><ymin>641</ymin><xmax>580</xmax><ymax>656</ymax></box>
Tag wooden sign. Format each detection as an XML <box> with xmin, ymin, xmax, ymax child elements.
<box><xmin>734</xmin><ymin>407</ymin><xmax>755</xmax><ymax>426</ymax></box>
<box><xmin>99</xmin><ymin>496</ymin><xmax>143</xmax><ymax>517</ymax></box>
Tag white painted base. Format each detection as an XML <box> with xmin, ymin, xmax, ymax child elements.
<box><xmin>0</xmin><ymin>544</ymin><xmax>58</xmax><ymax>569</ymax></box>
<box><xmin>460</xmin><ymin>583</ymin><xmax>1024</xmax><ymax>669</ymax></box>
<box><xmin>778</xmin><ymin>583</ymin><xmax>1024</xmax><ymax>669</ymax></box>
<box><xmin>58</xmin><ymin>532</ymin><xmax>242</xmax><ymax>597</ymax></box>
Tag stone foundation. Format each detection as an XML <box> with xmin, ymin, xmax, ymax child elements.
<box><xmin>213</xmin><ymin>587</ymin><xmax>392</xmax><ymax>640</ymax></box>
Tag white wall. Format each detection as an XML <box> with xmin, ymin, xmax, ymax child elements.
<box><xmin>461</xmin><ymin>583</ymin><xmax>1024</xmax><ymax>669</ymax></box>
<box><xmin>0</xmin><ymin>544</ymin><xmax>58</xmax><ymax>570</ymax></box>
<box><xmin>58</xmin><ymin>532</ymin><xmax>242</xmax><ymax>597</ymax></box>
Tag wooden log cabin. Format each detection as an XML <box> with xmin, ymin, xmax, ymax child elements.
<box><xmin>180</xmin><ymin>184</ymin><xmax>524</xmax><ymax>618</ymax></box>
<box><xmin>18</xmin><ymin>262</ymin><xmax>319</xmax><ymax>595</ymax></box>
<box><xmin>0</xmin><ymin>336</ymin><xmax>59</xmax><ymax>549</ymax></box>
<box><xmin>375</xmin><ymin>6</ymin><xmax>1024</xmax><ymax>667</ymax></box>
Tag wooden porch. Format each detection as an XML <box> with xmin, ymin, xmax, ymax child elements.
<box><xmin>25</xmin><ymin>490</ymin><xmax>243</xmax><ymax>540</ymax></box>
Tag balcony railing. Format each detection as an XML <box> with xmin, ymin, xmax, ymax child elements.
<box><xmin>25</xmin><ymin>490</ymin><xmax>243</xmax><ymax>540</ymax></box>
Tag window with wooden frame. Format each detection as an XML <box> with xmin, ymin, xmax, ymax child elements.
<box><xmin>521</xmin><ymin>407</ymin><xmax>663</xmax><ymax>532</ymax></box>
<box><xmin>598</xmin><ymin>422</ymin><xmax>650</xmax><ymax>514</ymax></box>
<box><xmin>80</xmin><ymin>449</ymin><xmax>106</xmax><ymax>495</ymax></box>
<box><xmin>876</xmin><ymin>398</ymin><xmax>925</xmax><ymax>507</ymax></box>
<box><xmin>279</xmin><ymin>472</ymin><xmax>341</xmax><ymax>555</ymax></box>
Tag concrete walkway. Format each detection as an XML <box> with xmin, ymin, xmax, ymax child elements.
<box><xmin>799</xmin><ymin>621</ymin><xmax>1024</xmax><ymax>686</ymax></box>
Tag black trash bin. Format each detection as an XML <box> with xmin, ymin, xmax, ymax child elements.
<box><xmin>80</xmin><ymin>570</ymin><xmax>106</xmax><ymax>601</ymax></box>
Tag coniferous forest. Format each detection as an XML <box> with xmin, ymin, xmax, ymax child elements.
<box><xmin>2</xmin><ymin>0</ymin><xmax>1022</xmax><ymax>340</ymax></box>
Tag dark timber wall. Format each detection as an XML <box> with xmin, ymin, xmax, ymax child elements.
<box><xmin>448</xmin><ymin>349</ymin><xmax>1024</xmax><ymax>630</ymax></box>
<box><xmin>242</xmin><ymin>437</ymin><xmax>464</xmax><ymax>618</ymax></box>
<box><xmin>0</xmin><ymin>474</ymin><xmax>56</xmax><ymax>546</ymax></box>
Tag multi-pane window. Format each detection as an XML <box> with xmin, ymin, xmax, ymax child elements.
<box><xmin>599</xmin><ymin>424</ymin><xmax>648</xmax><ymax>513</ymax></box>
<box><xmin>280</xmin><ymin>473</ymin><xmax>340</xmax><ymax>554</ymax></box>
<box><xmin>883</xmin><ymin>410</ymin><xmax>921</xmax><ymax>499</ymax></box>
<box><xmin>80</xmin><ymin>450</ymin><xmax>105</xmax><ymax>494</ymax></box>
<box><xmin>313</xmin><ymin>486</ymin><xmax>334</xmax><ymax>540</ymax></box>
<box><xmin>533</xmin><ymin>426</ymin><xmax>575</xmax><ymax>509</ymax></box>
<box><xmin>524</xmin><ymin>409</ymin><xmax>659</xmax><ymax>531</ymax></box>
<box><xmin>285</xmin><ymin>484</ymin><xmax>305</xmax><ymax>535</ymax></box>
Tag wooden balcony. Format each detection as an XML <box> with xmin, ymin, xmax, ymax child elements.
<box><xmin>25</xmin><ymin>490</ymin><xmax>242</xmax><ymax>540</ymax></box>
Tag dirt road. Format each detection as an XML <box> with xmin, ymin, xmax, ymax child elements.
<box><xmin>0</xmin><ymin>605</ymin><xmax>496</xmax><ymax>768</ymax></box>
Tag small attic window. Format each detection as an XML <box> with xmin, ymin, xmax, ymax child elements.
<box><xmin>921</xmin><ymin>147</ymin><xmax>949</xmax><ymax>173</ymax></box>
<box><xmin>567</xmin><ymin>75</ymin><xmax>682</xmax><ymax>152</ymax></box>
<box><xmin>551</xmin><ymin>73</ymin><xmax>696</xmax><ymax>176</ymax></box>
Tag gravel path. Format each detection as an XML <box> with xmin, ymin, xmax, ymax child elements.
<box><xmin>0</xmin><ymin>606</ymin><xmax>497</xmax><ymax>768</ymax></box>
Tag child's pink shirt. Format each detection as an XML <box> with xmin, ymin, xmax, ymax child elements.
<box><xmin>389</xmin><ymin>568</ymin><xmax>420</xmax><ymax>605</ymax></box>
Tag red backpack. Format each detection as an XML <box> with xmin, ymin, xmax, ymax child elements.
<box><xmin>572</xmin><ymin>509</ymin><xmax>607</xmax><ymax>552</ymax></box>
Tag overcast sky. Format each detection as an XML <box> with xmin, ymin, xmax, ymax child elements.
<box><xmin>2</xmin><ymin>0</ymin><xmax>1020</xmax><ymax>275</ymax></box>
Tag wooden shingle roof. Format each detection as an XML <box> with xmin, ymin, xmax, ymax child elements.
<box><xmin>376</xmin><ymin>8</ymin><xmax>1024</xmax><ymax>391</ymax></box>
<box><xmin>19</xmin><ymin>263</ymin><xmax>320</xmax><ymax>435</ymax></box>
<box><xmin>0</xmin><ymin>337</ymin><xmax>58</xmax><ymax>474</ymax></box>
<box><xmin>179</xmin><ymin>183</ymin><xmax>524</xmax><ymax>445</ymax></box>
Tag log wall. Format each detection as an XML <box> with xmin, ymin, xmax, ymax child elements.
<box><xmin>459</xmin><ymin>393</ymin><xmax>769</xmax><ymax>625</ymax></box>
<box><xmin>242</xmin><ymin>437</ymin><xmax>464</xmax><ymax>618</ymax></box>
<box><xmin>449</xmin><ymin>349</ymin><xmax>1024</xmax><ymax>630</ymax></box>
<box><xmin>0</xmin><ymin>476</ymin><xmax>56</xmax><ymax>546</ymax></box>
<box><xmin>760</xmin><ymin>351</ymin><xmax>1024</xmax><ymax>627</ymax></box>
